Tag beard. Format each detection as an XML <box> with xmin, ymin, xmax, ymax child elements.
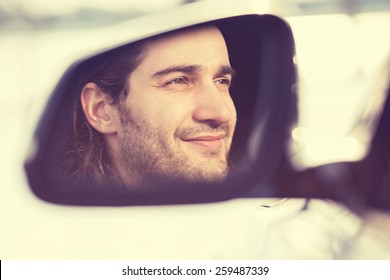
<box><xmin>116</xmin><ymin>105</ymin><xmax>234</xmax><ymax>188</ymax></box>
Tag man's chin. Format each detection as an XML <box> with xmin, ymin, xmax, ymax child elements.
<box><xmin>135</xmin><ymin>167</ymin><xmax>227</xmax><ymax>189</ymax></box>
<box><xmin>185</xmin><ymin>151</ymin><xmax>229</xmax><ymax>181</ymax></box>
<box><xmin>181</xmin><ymin>162</ymin><xmax>229</xmax><ymax>184</ymax></box>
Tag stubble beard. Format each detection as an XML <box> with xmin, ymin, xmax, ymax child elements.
<box><xmin>116</xmin><ymin>106</ymin><xmax>233</xmax><ymax>188</ymax></box>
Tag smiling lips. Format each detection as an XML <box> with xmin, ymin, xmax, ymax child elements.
<box><xmin>182</xmin><ymin>134</ymin><xmax>225</xmax><ymax>151</ymax></box>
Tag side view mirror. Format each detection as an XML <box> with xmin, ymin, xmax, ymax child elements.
<box><xmin>24</xmin><ymin>3</ymin><xmax>299</xmax><ymax>205</ymax></box>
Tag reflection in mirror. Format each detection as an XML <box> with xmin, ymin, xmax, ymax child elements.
<box><xmin>25</xmin><ymin>14</ymin><xmax>297</xmax><ymax>205</ymax></box>
<box><xmin>67</xmin><ymin>25</ymin><xmax>237</xmax><ymax>190</ymax></box>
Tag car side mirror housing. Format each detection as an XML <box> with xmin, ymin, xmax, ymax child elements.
<box><xmin>25</xmin><ymin>5</ymin><xmax>298</xmax><ymax>205</ymax></box>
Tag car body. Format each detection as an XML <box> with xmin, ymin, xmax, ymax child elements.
<box><xmin>1</xmin><ymin>0</ymin><xmax>390</xmax><ymax>259</ymax></box>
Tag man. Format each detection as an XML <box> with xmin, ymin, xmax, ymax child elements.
<box><xmin>65</xmin><ymin>25</ymin><xmax>237</xmax><ymax>189</ymax></box>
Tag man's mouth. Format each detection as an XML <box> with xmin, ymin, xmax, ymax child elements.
<box><xmin>181</xmin><ymin>134</ymin><xmax>225</xmax><ymax>151</ymax></box>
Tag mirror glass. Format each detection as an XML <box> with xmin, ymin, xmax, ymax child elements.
<box><xmin>25</xmin><ymin>14</ymin><xmax>298</xmax><ymax>205</ymax></box>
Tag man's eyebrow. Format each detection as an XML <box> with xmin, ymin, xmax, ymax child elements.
<box><xmin>151</xmin><ymin>64</ymin><xmax>236</xmax><ymax>78</ymax></box>
<box><xmin>218</xmin><ymin>65</ymin><xmax>236</xmax><ymax>77</ymax></box>
<box><xmin>152</xmin><ymin>65</ymin><xmax>200</xmax><ymax>78</ymax></box>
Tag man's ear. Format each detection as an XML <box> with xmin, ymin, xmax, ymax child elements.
<box><xmin>80</xmin><ymin>82</ymin><xmax>119</xmax><ymax>134</ymax></box>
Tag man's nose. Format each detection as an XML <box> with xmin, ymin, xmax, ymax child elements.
<box><xmin>192</xmin><ymin>81</ymin><xmax>234</xmax><ymax>126</ymax></box>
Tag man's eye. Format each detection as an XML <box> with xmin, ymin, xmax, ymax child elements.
<box><xmin>164</xmin><ymin>77</ymin><xmax>189</xmax><ymax>86</ymax></box>
<box><xmin>215</xmin><ymin>77</ymin><xmax>232</xmax><ymax>87</ymax></box>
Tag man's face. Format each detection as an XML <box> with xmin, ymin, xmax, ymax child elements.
<box><xmin>114</xmin><ymin>26</ymin><xmax>237</xmax><ymax>187</ymax></box>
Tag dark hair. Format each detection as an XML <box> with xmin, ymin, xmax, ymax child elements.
<box><xmin>63</xmin><ymin>41</ymin><xmax>148</xmax><ymax>187</ymax></box>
